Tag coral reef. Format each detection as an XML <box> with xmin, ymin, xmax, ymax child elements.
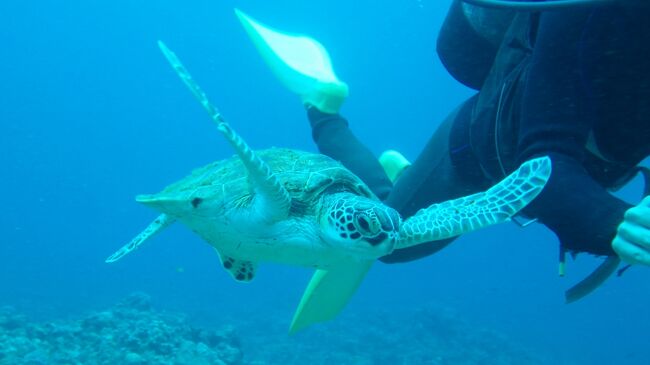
<box><xmin>0</xmin><ymin>293</ymin><xmax>243</xmax><ymax>365</ymax></box>
<box><xmin>236</xmin><ymin>302</ymin><xmax>557</xmax><ymax>365</ymax></box>
<box><xmin>0</xmin><ymin>294</ymin><xmax>564</xmax><ymax>365</ymax></box>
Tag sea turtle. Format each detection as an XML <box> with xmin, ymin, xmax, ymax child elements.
<box><xmin>106</xmin><ymin>41</ymin><xmax>551</xmax><ymax>333</ymax></box>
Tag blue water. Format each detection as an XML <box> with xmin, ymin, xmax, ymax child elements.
<box><xmin>1</xmin><ymin>1</ymin><xmax>648</xmax><ymax>364</ymax></box>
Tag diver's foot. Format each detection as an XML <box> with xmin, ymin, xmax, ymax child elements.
<box><xmin>301</xmin><ymin>80</ymin><xmax>349</xmax><ymax>114</ymax></box>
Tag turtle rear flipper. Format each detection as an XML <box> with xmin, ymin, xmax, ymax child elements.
<box><xmin>290</xmin><ymin>261</ymin><xmax>374</xmax><ymax>334</ymax></box>
<box><xmin>212</xmin><ymin>248</ymin><xmax>258</xmax><ymax>282</ymax></box>
<box><xmin>105</xmin><ymin>214</ymin><xmax>175</xmax><ymax>263</ymax></box>
<box><xmin>397</xmin><ymin>156</ymin><xmax>551</xmax><ymax>248</ymax></box>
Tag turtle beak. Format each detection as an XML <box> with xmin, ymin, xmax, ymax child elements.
<box><xmin>378</xmin><ymin>207</ymin><xmax>400</xmax><ymax>234</ymax></box>
<box><xmin>136</xmin><ymin>195</ymin><xmax>190</xmax><ymax>217</ymax></box>
<box><xmin>361</xmin><ymin>207</ymin><xmax>399</xmax><ymax>255</ymax></box>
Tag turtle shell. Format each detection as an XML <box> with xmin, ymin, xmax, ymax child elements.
<box><xmin>147</xmin><ymin>148</ymin><xmax>376</xmax><ymax>216</ymax></box>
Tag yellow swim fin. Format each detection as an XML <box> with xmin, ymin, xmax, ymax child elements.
<box><xmin>379</xmin><ymin>150</ymin><xmax>411</xmax><ymax>183</ymax></box>
<box><xmin>290</xmin><ymin>261</ymin><xmax>373</xmax><ymax>334</ymax></box>
<box><xmin>235</xmin><ymin>8</ymin><xmax>348</xmax><ymax>114</ymax></box>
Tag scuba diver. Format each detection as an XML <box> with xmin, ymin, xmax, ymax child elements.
<box><xmin>236</xmin><ymin>0</ymin><xmax>650</xmax><ymax>300</ymax></box>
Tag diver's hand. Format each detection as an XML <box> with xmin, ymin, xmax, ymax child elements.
<box><xmin>612</xmin><ymin>196</ymin><xmax>650</xmax><ymax>266</ymax></box>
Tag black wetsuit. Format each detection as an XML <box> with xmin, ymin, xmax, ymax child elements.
<box><xmin>308</xmin><ymin>3</ymin><xmax>650</xmax><ymax>263</ymax></box>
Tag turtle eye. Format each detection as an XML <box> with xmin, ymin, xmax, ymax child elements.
<box><xmin>355</xmin><ymin>214</ymin><xmax>380</xmax><ymax>235</ymax></box>
<box><xmin>191</xmin><ymin>197</ymin><xmax>203</xmax><ymax>208</ymax></box>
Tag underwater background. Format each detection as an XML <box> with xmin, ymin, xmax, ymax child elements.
<box><xmin>1</xmin><ymin>0</ymin><xmax>649</xmax><ymax>364</ymax></box>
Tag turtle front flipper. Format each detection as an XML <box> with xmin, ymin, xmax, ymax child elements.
<box><xmin>105</xmin><ymin>214</ymin><xmax>175</xmax><ymax>263</ymax></box>
<box><xmin>290</xmin><ymin>261</ymin><xmax>374</xmax><ymax>334</ymax></box>
<box><xmin>158</xmin><ymin>40</ymin><xmax>292</xmax><ymax>223</ymax></box>
<box><xmin>396</xmin><ymin>156</ymin><xmax>552</xmax><ymax>249</ymax></box>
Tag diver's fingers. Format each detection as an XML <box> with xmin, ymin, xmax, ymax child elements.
<box><xmin>625</xmin><ymin>201</ymin><xmax>650</xmax><ymax>229</ymax></box>
<box><xmin>617</xmin><ymin>219</ymin><xmax>650</xmax><ymax>249</ymax></box>
<box><xmin>613</xmin><ymin>223</ymin><xmax>650</xmax><ymax>266</ymax></box>
<box><xmin>613</xmin><ymin>238</ymin><xmax>650</xmax><ymax>266</ymax></box>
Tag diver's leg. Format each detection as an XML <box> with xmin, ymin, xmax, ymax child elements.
<box><xmin>381</xmin><ymin>95</ymin><xmax>488</xmax><ymax>263</ymax></box>
<box><xmin>237</xmin><ymin>11</ymin><xmax>392</xmax><ymax>198</ymax></box>
<box><xmin>307</xmin><ymin>106</ymin><xmax>393</xmax><ymax>200</ymax></box>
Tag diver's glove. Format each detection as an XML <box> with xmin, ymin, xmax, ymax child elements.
<box><xmin>612</xmin><ymin>195</ymin><xmax>650</xmax><ymax>266</ymax></box>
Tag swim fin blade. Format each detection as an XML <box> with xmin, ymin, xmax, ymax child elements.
<box><xmin>235</xmin><ymin>8</ymin><xmax>348</xmax><ymax>114</ymax></box>
<box><xmin>289</xmin><ymin>261</ymin><xmax>373</xmax><ymax>334</ymax></box>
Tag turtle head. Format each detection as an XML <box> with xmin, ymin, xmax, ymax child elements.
<box><xmin>320</xmin><ymin>193</ymin><xmax>400</xmax><ymax>258</ymax></box>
